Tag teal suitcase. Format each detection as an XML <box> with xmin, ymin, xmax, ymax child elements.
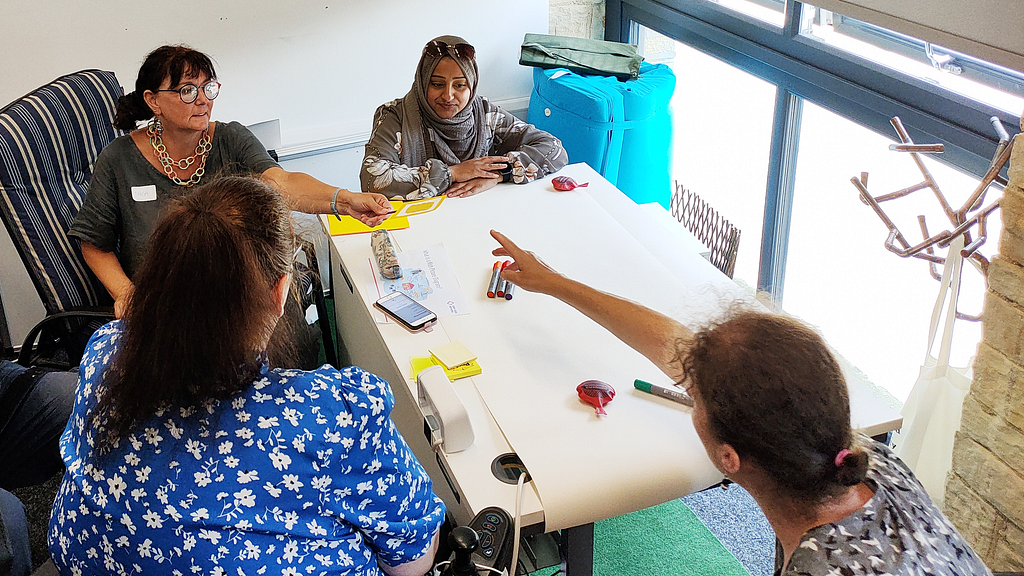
<box><xmin>528</xmin><ymin>62</ymin><xmax>676</xmax><ymax>207</ymax></box>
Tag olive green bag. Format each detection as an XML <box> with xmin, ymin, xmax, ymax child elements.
<box><xmin>519</xmin><ymin>33</ymin><xmax>643</xmax><ymax>81</ymax></box>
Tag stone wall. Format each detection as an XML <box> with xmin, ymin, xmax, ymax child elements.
<box><xmin>549</xmin><ymin>0</ymin><xmax>606</xmax><ymax>40</ymax></box>
<box><xmin>944</xmin><ymin>115</ymin><xmax>1024</xmax><ymax>571</ymax></box>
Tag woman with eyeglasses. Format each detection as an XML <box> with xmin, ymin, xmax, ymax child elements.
<box><xmin>71</xmin><ymin>45</ymin><xmax>393</xmax><ymax>320</ymax></box>
<box><xmin>360</xmin><ymin>35</ymin><xmax>568</xmax><ymax>200</ymax></box>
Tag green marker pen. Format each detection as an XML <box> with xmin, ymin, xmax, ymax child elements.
<box><xmin>633</xmin><ymin>379</ymin><xmax>694</xmax><ymax>407</ymax></box>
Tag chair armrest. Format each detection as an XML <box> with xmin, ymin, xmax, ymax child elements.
<box><xmin>18</xmin><ymin>307</ymin><xmax>115</xmax><ymax>367</ymax></box>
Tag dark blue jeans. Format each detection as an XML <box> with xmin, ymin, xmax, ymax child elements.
<box><xmin>0</xmin><ymin>488</ymin><xmax>30</xmax><ymax>576</ymax></box>
<box><xmin>0</xmin><ymin>360</ymin><xmax>77</xmax><ymax>575</ymax></box>
<box><xmin>0</xmin><ymin>361</ymin><xmax>76</xmax><ymax>488</ymax></box>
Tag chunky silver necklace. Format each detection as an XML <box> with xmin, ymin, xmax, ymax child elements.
<box><xmin>148</xmin><ymin>119</ymin><xmax>212</xmax><ymax>187</ymax></box>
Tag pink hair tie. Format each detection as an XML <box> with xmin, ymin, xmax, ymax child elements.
<box><xmin>834</xmin><ymin>449</ymin><xmax>851</xmax><ymax>467</ymax></box>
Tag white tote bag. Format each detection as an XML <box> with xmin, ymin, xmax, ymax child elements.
<box><xmin>891</xmin><ymin>235</ymin><xmax>972</xmax><ymax>507</ymax></box>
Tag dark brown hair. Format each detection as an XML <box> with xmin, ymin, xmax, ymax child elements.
<box><xmin>113</xmin><ymin>45</ymin><xmax>217</xmax><ymax>130</ymax></box>
<box><xmin>92</xmin><ymin>176</ymin><xmax>295</xmax><ymax>448</ymax></box>
<box><xmin>682</xmin><ymin>311</ymin><xmax>869</xmax><ymax>504</ymax></box>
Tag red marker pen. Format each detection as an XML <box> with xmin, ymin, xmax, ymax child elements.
<box><xmin>486</xmin><ymin>261</ymin><xmax>501</xmax><ymax>298</ymax></box>
<box><xmin>496</xmin><ymin>261</ymin><xmax>511</xmax><ymax>298</ymax></box>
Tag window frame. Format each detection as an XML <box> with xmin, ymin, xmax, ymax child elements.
<box><xmin>606</xmin><ymin>0</ymin><xmax>1019</xmax><ymax>301</ymax></box>
<box><xmin>828</xmin><ymin>13</ymin><xmax>1024</xmax><ymax>96</ymax></box>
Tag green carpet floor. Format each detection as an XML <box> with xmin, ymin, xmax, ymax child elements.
<box><xmin>528</xmin><ymin>499</ymin><xmax>749</xmax><ymax>576</ymax></box>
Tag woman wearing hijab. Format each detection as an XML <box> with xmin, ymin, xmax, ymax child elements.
<box><xmin>361</xmin><ymin>35</ymin><xmax>567</xmax><ymax>199</ymax></box>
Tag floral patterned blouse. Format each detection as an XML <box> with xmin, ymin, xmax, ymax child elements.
<box><xmin>776</xmin><ymin>437</ymin><xmax>991</xmax><ymax>576</ymax></box>
<box><xmin>49</xmin><ymin>321</ymin><xmax>446</xmax><ymax>576</ymax></box>
<box><xmin>360</xmin><ymin>97</ymin><xmax>567</xmax><ymax>200</ymax></box>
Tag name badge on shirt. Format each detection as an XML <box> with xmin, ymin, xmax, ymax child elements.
<box><xmin>131</xmin><ymin>185</ymin><xmax>157</xmax><ymax>202</ymax></box>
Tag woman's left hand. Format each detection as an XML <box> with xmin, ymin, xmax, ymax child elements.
<box><xmin>340</xmin><ymin>191</ymin><xmax>394</xmax><ymax>226</ymax></box>
<box><xmin>446</xmin><ymin>177</ymin><xmax>500</xmax><ymax>198</ymax></box>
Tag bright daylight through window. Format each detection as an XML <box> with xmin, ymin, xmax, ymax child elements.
<box><xmin>631</xmin><ymin>2</ymin><xmax>1017</xmax><ymax>403</ymax></box>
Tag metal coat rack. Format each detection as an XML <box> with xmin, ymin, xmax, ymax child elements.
<box><xmin>852</xmin><ymin>116</ymin><xmax>1014</xmax><ymax>321</ymax></box>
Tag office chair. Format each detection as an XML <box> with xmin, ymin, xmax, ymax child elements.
<box><xmin>295</xmin><ymin>238</ymin><xmax>338</xmax><ymax>368</ymax></box>
<box><xmin>0</xmin><ymin>70</ymin><xmax>125</xmax><ymax>368</ymax></box>
<box><xmin>243</xmin><ymin>121</ymin><xmax>337</xmax><ymax>369</ymax></box>
<box><xmin>669</xmin><ymin>181</ymin><xmax>741</xmax><ymax>278</ymax></box>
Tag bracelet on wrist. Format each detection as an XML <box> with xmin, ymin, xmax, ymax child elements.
<box><xmin>331</xmin><ymin>188</ymin><xmax>343</xmax><ymax>221</ymax></box>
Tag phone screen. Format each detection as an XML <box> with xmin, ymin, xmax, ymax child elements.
<box><xmin>375</xmin><ymin>292</ymin><xmax>436</xmax><ymax>329</ymax></box>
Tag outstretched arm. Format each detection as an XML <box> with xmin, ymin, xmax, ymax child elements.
<box><xmin>261</xmin><ymin>167</ymin><xmax>392</xmax><ymax>226</ymax></box>
<box><xmin>490</xmin><ymin>230</ymin><xmax>692</xmax><ymax>381</ymax></box>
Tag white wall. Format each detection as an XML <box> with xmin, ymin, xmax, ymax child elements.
<box><xmin>1</xmin><ymin>0</ymin><xmax>547</xmax><ymax>346</ymax></box>
<box><xmin>2</xmin><ymin>0</ymin><xmax>545</xmax><ymax>146</ymax></box>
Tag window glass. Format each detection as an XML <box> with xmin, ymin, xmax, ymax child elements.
<box><xmin>700</xmin><ymin>0</ymin><xmax>785</xmax><ymax>27</ymax></box>
<box><xmin>784</xmin><ymin>100</ymin><xmax>997</xmax><ymax>401</ymax></box>
<box><xmin>639</xmin><ymin>26</ymin><xmax>777</xmax><ymax>292</ymax></box>
<box><xmin>799</xmin><ymin>5</ymin><xmax>1024</xmax><ymax>116</ymax></box>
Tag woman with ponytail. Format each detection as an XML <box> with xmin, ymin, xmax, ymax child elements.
<box><xmin>488</xmin><ymin>230</ymin><xmax>993</xmax><ymax>576</ymax></box>
<box><xmin>71</xmin><ymin>45</ymin><xmax>393</xmax><ymax>319</ymax></box>
<box><xmin>50</xmin><ymin>177</ymin><xmax>444</xmax><ymax>576</ymax></box>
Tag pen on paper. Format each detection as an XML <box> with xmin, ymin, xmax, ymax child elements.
<box><xmin>633</xmin><ymin>379</ymin><xmax>693</xmax><ymax>407</ymax></box>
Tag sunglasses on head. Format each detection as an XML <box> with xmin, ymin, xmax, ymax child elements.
<box><xmin>423</xmin><ymin>40</ymin><xmax>476</xmax><ymax>60</ymax></box>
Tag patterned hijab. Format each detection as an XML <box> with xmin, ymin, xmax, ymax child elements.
<box><xmin>400</xmin><ymin>35</ymin><xmax>489</xmax><ymax>167</ymax></box>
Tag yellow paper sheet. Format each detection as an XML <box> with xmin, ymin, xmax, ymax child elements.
<box><xmin>328</xmin><ymin>214</ymin><xmax>409</xmax><ymax>236</ymax></box>
<box><xmin>327</xmin><ymin>196</ymin><xmax>446</xmax><ymax>236</ymax></box>
<box><xmin>393</xmin><ymin>195</ymin><xmax>445</xmax><ymax>217</ymax></box>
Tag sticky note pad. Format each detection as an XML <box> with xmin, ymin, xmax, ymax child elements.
<box><xmin>410</xmin><ymin>356</ymin><xmax>481</xmax><ymax>381</ymax></box>
<box><xmin>428</xmin><ymin>341</ymin><xmax>477</xmax><ymax>370</ymax></box>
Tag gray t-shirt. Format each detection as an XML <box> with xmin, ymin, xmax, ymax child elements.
<box><xmin>776</xmin><ymin>437</ymin><xmax>991</xmax><ymax>576</ymax></box>
<box><xmin>69</xmin><ymin>121</ymin><xmax>279</xmax><ymax>279</ymax></box>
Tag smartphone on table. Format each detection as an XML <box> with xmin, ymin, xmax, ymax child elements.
<box><xmin>374</xmin><ymin>291</ymin><xmax>437</xmax><ymax>332</ymax></box>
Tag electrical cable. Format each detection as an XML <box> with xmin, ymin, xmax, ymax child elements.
<box><xmin>507</xmin><ymin>470</ymin><xmax>527</xmax><ymax>576</ymax></box>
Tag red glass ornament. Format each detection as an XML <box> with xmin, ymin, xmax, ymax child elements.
<box><xmin>552</xmin><ymin>176</ymin><xmax>589</xmax><ymax>191</ymax></box>
<box><xmin>577</xmin><ymin>380</ymin><xmax>615</xmax><ymax>416</ymax></box>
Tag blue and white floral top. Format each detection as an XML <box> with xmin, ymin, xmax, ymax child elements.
<box><xmin>49</xmin><ymin>321</ymin><xmax>445</xmax><ymax>576</ymax></box>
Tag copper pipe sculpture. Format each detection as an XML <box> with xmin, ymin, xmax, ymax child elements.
<box><xmin>852</xmin><ymin>116</ymin><xmax>1013</xmax><ymax>321</ymax></box>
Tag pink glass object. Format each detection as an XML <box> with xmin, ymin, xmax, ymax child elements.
<box><xmin>552</xmin><ymin>176</ymin><xmax>589</xmax><ymax>191</ymax></box>
<box><xmin>577</xmin><ymin>380</ymin><xmax>616</xmax><ymax>416</ymax></box>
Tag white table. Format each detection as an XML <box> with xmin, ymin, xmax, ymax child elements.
<box><xmin>321</xmin><ymin>163</ymin><xmax>901</xmax><ymax>573</ymax></box>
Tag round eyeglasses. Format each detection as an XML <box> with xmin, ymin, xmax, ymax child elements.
<box><xmin>156</xmin><ymin>81</ymin><xmax>221</xmax><ymax>104</ymax></box>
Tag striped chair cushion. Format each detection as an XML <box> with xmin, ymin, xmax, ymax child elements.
<box><xmin>0</xmin><ymin>69</ymin><xmax>125</xmax><ymax>314</ymax></box>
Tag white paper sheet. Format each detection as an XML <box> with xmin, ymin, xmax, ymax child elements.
<box><xmin>367</xmin><ymin>243</ymin><xmax>470</xmax><ymax>322</ymax></box>
<box><xmin>325</xmin><ymin>163</ymin><xmax>900</xmax><ymax>533</ymax></box>
<box><xmin>434</xmin><ymin>181</ymin><xmax>740</xmax><ymax>530</ymax></box>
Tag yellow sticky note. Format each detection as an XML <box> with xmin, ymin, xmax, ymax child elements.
<box><xmin>428</xmin><ymin>341</ymin><xmax>477</xmax><ymax>370</ymax></box>
<box><xmin>410</xmin><ymin>356</ymin><xmax>482</xmax><ymax>381</ymax></box>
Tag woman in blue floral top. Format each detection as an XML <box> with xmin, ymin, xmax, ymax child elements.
<box><xmin>49</xmin><ymin>176</ymin><xmax>445</xmax><ymax>576</ymax></box>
